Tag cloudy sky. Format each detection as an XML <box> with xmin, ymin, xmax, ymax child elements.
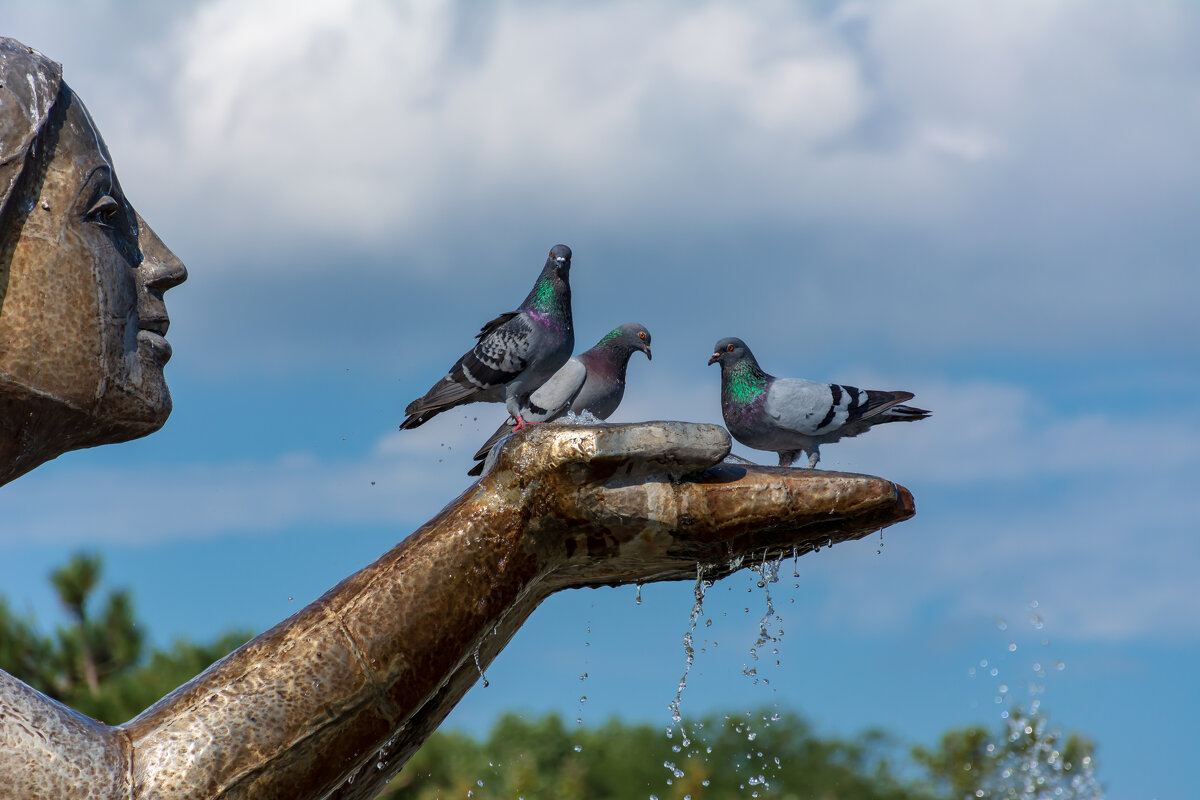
<box><xmin>2</xmin><ymin>2</ymin><xmax>1198</xmax><ymax>797</ymax></box>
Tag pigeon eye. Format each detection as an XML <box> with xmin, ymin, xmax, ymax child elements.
<box><xmin>727</xmin><ymin>344</ymin><xmax>734</xmax><ymax>352</ymax></box>
<box><xmin>638</xmin><ymin>332</ymin><xmax>646</xmax><ymax>340</ymax></box>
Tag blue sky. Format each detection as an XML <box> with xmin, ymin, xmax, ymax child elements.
<box><xmin>1</xmin><ymin>2</ymin><xmax>1198</xmax><ymax>798</ymax></box>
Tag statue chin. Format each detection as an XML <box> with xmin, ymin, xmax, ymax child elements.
<box><xmin>0</xmin><ymin>375</ymin><xmax>170</xmax><ymax>487</ymax></box>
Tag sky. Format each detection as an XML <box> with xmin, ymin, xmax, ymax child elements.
<box><xmin>1</xmin><ymin>1</ymin><xmax>1197</xmax><ymax>797</ymax></box>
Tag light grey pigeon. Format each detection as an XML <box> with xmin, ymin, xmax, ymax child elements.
<box><xmin>466</xmin><ymin>323</ymin><xmax>652</xmax><ymax>475</ymax></box>
<box><xmin>400</xmin><ymin>245</ymin><xmax>574</xmax><ymax>430</ymax></box>
<box><xmin>708</xmin><ymin>336</ymin><xmax>930</xmax><ymax>468</ymax></box>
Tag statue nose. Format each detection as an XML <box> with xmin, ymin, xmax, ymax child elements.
<box><xmin>136</xmin><ymin>213</ymin><xmax>188</xmax><ymax>291</ymax></box>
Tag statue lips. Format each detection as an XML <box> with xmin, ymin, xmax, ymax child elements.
<box><xmin>137</xmin><ymin>318</ymin><xmax>172</xmax><ymax>364</ymax></box>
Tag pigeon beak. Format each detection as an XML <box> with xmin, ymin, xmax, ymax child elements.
<box><xmin>642</xmin><ymin>344</ymin><xmax>652</xmax><ymax>361</ymax></box>
<box><xmin>707</xmin><ymin>352</ymin><xmax>720</xmax><ymax>366</ymax></box>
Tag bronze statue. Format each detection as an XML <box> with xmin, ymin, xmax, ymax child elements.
<box><xmin>0</xmin><ymin>37</ymin><xmax>186</xmax><ymax>487</ymax></box>
<box><xmin>0</xmin><ymin>37</ymin><xmax>917</xmax><ymax>800</ymax></box>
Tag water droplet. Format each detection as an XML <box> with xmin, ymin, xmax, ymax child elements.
<box><xmin>474</xmin><ymin>651</ymin><xmax>489</xmax><ymax>688</ymax></box>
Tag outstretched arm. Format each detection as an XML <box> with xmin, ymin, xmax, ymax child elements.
<box><xmin>0</xmin><ymin>421</ymin><xmax>914</xmax><ymax>800</ymax></box>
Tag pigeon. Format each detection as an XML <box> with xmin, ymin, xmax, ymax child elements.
<box><xmin>708</xmin><ymin>337</ymin><xmax>930</xmax><ymax>468</ymax></box>
<box><xmin>400</xmin><ymin>245</ymin><xmax>575</xmax><ymax>431</ymax></box>
<box><xmin>466</xmin><ymin>322</ymin><xmax>652</xmax><ymax>475</ymax></box>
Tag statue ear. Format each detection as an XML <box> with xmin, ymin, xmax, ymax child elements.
<box><xmin>0</xmin><ymin>38</ymin><xmax>63</xmax><ymax>260</ymax></box>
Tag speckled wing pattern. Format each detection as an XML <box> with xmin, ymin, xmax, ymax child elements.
<box><xmin>400</xmin><ymin>310</ymin><xmax>539</xmax><ymax>429</ymax></box>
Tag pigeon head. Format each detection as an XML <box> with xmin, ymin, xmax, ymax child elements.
<box><xmin>597</xmin><ymin>322</ymin><xmax>652</xmax><ymax>361</ymax></box>
<box><xmin>708</xmin><ymin>336</ymin><xmax>753</xmax><ymax>367</ymax></box>
<box><xmin>547</xmin><ymin>244</ymin><xmax>572</xmax><ymax>277</ymax></box>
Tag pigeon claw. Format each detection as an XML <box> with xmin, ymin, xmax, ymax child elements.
<box><xmin>512</xmin><ymin>416</ymin><xmax>546</xmax><ymax>432</ymax></box>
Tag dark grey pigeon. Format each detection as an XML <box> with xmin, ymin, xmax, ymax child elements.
<box><xmin>467</xmin><ymin>323</ymin><xmax>652</xmax><ymax>475</ymax></box>
<box><xmin>708</xmin><ymin>336</ymin><xmax>929</xmax><ymax>468</ymax></box>
<box><xmin>400</xmin><ymin>245</ymin><xmax>575</xmax><ymax>430</ymax></box>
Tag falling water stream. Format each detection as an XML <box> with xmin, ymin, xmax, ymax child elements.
<box><xmin>455</xmin><ymin>527</ymin><xmax>1101</xmax><ymax>800</ymax></box>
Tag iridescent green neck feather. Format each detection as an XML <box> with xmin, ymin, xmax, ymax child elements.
<box><xmin>533</xmin><ymin>276</ymin><xmax>555</xmax><ymax>308</ymax></box>
<box><xmin>727</xmin><ymin>360</ymin><xmax>767</xmax><ymax>404</ymax></box>
<box><xmin>597</xmin><ymin>327</ymin><xmax>622</xmax><ymax>348</ymax></box>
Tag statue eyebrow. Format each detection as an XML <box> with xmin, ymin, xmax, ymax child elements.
<box><xmin>78</xmin><ymin>165</ymin><xmax>118</xmax><ymax>205</ymax></box>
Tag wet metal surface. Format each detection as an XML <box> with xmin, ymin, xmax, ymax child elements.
<box><xmin>0</xmin><ymin>421</ymin><xmax>914</xmax><ymax>800</ymax></box>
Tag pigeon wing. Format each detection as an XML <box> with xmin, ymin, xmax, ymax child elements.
<box><xmin>525</xmin><ymin>356</ymin><xmax>587</xmax><ymax>419</ymax></box>
<box><xmin>476</xmin><ymin>311</ymin><xmax>520</xmax><ymax>340</ymax></box>
<box><xmin>400</xmin><ymin>312</ymin><xmax>538</xmax><ymax>429</ymax></box>
<box><xmin>767</xmin><ymin>381</ymin><xmax>917</xmax><ymax>437</ymax></box>
<box><xmin>763</xmin><ymin>378</ymin><xmax>841</xmax><ymax>435</ymax></box>
<box><xmin>469</xmin><ymin>356</ymin><xmax>586</xmax><ymax>464</ymax></box>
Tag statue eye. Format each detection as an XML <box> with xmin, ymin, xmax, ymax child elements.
<box><xmin>85</xmin><ymin>195</ymin><xmax>121</xmax><ymax>226</ymax></box>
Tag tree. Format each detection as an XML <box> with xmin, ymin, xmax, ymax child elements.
<box><xmin>913</xmin><ymin>710</ymin><xmax>1102</xmax><ymax>800</ymax></box>
<box><xmin>0</xmin><ymin>552</ymin><xmax>250</xmax><ymax>724</ymax></box>
<box><xmin>0</xmin><ymin>555</ymin><xmax>1103</xmax><ymax>799</ymax></box>
<box><xmin>381</xmin><ymin>710</ymin><xmax>939</xmax><ymax>800</ymax></box>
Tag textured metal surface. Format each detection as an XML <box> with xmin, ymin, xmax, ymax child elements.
<box><xmin>0</xmin><ymin>421</ymin><xmax>914</xmax><ymax>799</ymax></box>
<box><xmin>0</xmin><ymin>37</ymin><xmax>186</xmax><ymax>487</ymax></box>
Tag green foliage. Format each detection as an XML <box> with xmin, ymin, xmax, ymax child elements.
<box><xmin>0</xmin><ymin>551</ymin><xmax>250</xmax><ymax>724</ymax></box>
<box><xmin>913</xmin><ymin>714</ymin><xmax>1101</xmax><ymax>800</ymax></box>
<box><xmin>381</xmin><ymin>710</ymin><xmax>938</xmax><ymax>800</ymax></box>
<box><xmin>0</xmin><ymin>554</ymin><xmax>1102</xmax><ymax>800</ymax></box>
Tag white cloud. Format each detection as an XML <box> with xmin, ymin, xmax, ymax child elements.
<box><xmin>809</xmin><ymin>465</ymin><xmax>1200</xmax><ymax>643</ymax></box>
<box><xmin>144</xmin><ymin>0</ymin><xmax>881</xmax><ymax>252</ymax></box>
<box><xmin>10</xmin><ymin>0</ymin><xmax>1197</xmax><ymax>372</ymax></box>
<box><xmin>0</xmin><ymin>418</ymin><xmax>488</xmax><ymax>546</ymax></box>
<box><xmin>5</xmin><ymin>373</ymin><xmax>1196</xmax><ymax>644</ymax></box>
<box><xmin>4</xmin><ymin>355</ymin><xmax>1197</xmax><ymax>654</ymax></box>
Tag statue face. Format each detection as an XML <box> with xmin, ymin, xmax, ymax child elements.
<box><xmin>0</xmin><ymin>89</ymin><xmax>187</xmax><ymax>435</ymax></box>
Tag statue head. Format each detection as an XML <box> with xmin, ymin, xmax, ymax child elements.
<box><xmin>0</xmin><ymin>38</ymin><xmax>187</xmax><ymax>485</ymax></box>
